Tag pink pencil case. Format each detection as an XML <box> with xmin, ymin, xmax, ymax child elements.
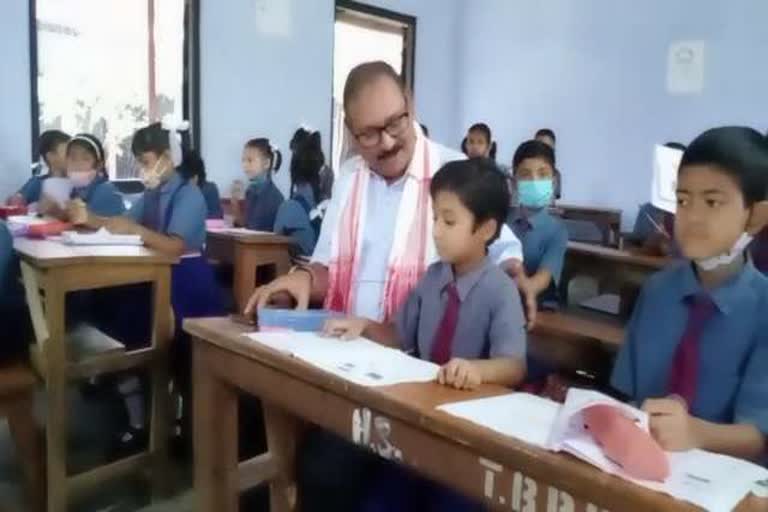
<box><xmin>583</xmin><ymin>404</ymin><xmax>669</xmax><ymax>482</ymax></box>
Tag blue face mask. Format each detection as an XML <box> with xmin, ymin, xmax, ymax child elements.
<box><xmin>517</xmin><ymin>179</ymin><xmax>553</xmax><ymax>208</ymax></box>
<box><xmin>249</xmin><ymin>174</ymin><xmax>268</xmax><ymax>187</ymax></box>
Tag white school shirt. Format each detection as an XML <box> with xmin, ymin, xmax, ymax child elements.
<box><xmin>312</xmin><ymin>143</ymin><xmax>523</xmax><ymax>321</ymax></box>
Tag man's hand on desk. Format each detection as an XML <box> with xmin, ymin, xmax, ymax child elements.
<box><xmin>512</xmin><ymin>270</ymin><xmax>538</xmax><ymax>331</ymax></box>
<box><xmin>245</xmin><ymin>268</ymin><xmax>312</xmax><ymax>315</ymax></box>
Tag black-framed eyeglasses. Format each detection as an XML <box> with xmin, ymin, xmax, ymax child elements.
<box><xmin>352</xmin><ymin>111</ymin><xmax>411</xmax><ymax>148</ymax></box>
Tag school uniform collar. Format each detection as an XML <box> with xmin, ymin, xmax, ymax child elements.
<box><xmin>247</xmin><ymin>175</ymin><xmax>272</xmax><ymax>196</ymax></box>
<box><xmin>436</xmin><ymin>257</ymin><xmax>493</xmax><ymax>302</ymax></box>
<box><xmin>676</xmin><ymin>258</ymin><xmax>761</xmax><ymax>315</ymax></box>
<box><xmin>160</xmin><ymin>171</ymin><xmax>184</xmax><ymax>195</ymax></box>
<box><xmin>509</xmin><ymin>206</ymin><xmax>549</xmax><ymax>231</ymax></box>
<box><xmin>73</xmin><ymin>175</ymin><xmax>106</xmax><ymax>198</ymax></box>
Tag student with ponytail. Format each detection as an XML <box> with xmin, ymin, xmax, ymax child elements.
<box><xmin>230</xmin><ymin>138</ymin><xmax>285</xmax><ymax>230</ymax></box>
<box><xmin>70</xmin><ymin>120</ymin><xmax>224</xmax><ymax>452</ymax></box>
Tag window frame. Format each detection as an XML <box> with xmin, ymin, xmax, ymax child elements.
<box><xmin>27</xmin><ymin>0</ymin><xmax>201</xmax><ymax>164</ymax></box>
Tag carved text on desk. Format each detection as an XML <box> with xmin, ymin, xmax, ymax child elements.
<box><xmin>352</xmin><ymin>407</ymin><xmax>403</xmax><ymax>461</ymax></box>
<box><xmin>480</xmin><ymin>458</ymin><xmax>610</xmax><ymax>512</ymax></box>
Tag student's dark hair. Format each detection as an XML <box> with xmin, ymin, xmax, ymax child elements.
<box><xmin>38</xmin><ymin>130</ymin><xmax>71</xmax><ymax>164</ymax></box>
<box><xmin>513</xmin><ymin>140</ymin><xmax>556</xmax><ymax>171</ymax></box>
<box><xmin>463</xmin><ymin>123</ymin><xmax>497</xmax><ymax>161</ymax></box>
<box><xmin>67</xmin><ymin>133</ymin><xmax>105</xmax><ymax>165</ymax></box>
<box><xmin>290</xmin><ymin>130</ymin><xmax>324</xmax><ymax>201</ymax></box>
<box><xmin>186</xmin><ymin>150</ymin><xmax>207</xmax><ymax>185</ymax></box>
<box><xmin>535</xmin><ymin>128</ymin><xmax>556</xmax><ymax>142</ymax></box>
<box><xmin>244</xmin><ymin>138</ymin><xmax>282</xmax><ymax>172</ymax></box>
<box><xmin>680</xmin><ymin>126</ymin><xmax>768</xmax><ymax>206</ymax></box>
<box><xmin>430</xmin><ymin>158</ymin><xmax>510</xmax><ymax>246</ymax></box>
<box><xmin>343</xmin><ymin>61</ymin><xmax>406</xmax><ymax>113</ymax></box>
<box><xmin>131</xmin><ymin>122</ymin><xmax>201</xmax><ymax>180</ymax></box>
<box><xmin>664</xmin><ymin>141</ymin><xmax>687</xmax><ymax>152</ymax></box>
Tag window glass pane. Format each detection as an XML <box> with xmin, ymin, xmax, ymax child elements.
<box><xmin>35</xmin><ymin>0</ymin><xmax>186</xmax><ymax>179</ymax></box>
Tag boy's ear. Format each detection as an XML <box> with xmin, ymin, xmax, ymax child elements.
<box><xmin>477</xmin><ymin>218</ymin><xmax>498</xmax><ymax>244</ymax></box>
<box><xmin>746</xmin><ymin>200</ymin><xmax>768</xmax><ymax>236</ymax></box>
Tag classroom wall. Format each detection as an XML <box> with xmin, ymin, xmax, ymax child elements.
<box><xmin>458</xmin><ymin>0</ymin><xmax>768</xmax><ymax>227</ymax></box>
<box><xmin>200</xmin><ymin>0</ymin><xmax>464</xmax><ymax>196</ymax></box>
<box><xmin>0</xmin><ymin>2</ymin><xmax>33</xmax><ymax>200</ymax></box>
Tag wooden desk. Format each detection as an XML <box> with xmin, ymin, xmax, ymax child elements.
<box><xmin>185</xmin><ymin>317</ymin><xmax>765</xmax><ymax>512</ymax></box>
<box><xmin>562</xmin><ymin>242</ymin><xmax>669</xmax><ymax>309</ymax></box>
<box><xmin>14</xmin><ymin>238</ymin><xmax>176</xmax><ymax>512</ymax></box>
<box><xmin>205</xmin><ymin>230</ymin><xmax>294</xmax><ymax>312</ymax></box>
<box><xmin>552</xmin><ymin>204</ymin><xmax>622</xmax><ymax>247</ymax></box>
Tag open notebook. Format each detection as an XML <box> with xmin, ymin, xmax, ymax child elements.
<box><xmin>439</xmin><ymin>389</ymin><xmax>768</xmax><ymax>511</ymax></box>
<box><xmin>244</xmin><ymin>331</ymin><xmax>439</xmax><ymax>387</ymax></box>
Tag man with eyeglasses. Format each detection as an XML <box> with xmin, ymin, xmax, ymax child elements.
<box><xmin>244</xmin><ymin>60</ymin><xmax>530</xmax><ymax>512</ymax></box>
<box><xmin>246</xmin><ymin>61</ymin><xmax>533</xmax><ymax>326</ymax></box>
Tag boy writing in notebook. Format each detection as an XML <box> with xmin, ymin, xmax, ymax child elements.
<box><xmin>325</xmin><ymin>157</ymin><xmax>526</xmax><ymax>510</ymax></box>
<box><xmin>611</xmin><ymin>127</ymin><xmax>768</xmax><ymax>461</ymax></box>
<box><xmin>326</xmin><ymin>157</ymin><xmax>527</xmax><ymax>390</ymax></box>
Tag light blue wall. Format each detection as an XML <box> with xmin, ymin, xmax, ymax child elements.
<box><xmin>458</xmin><ymin>0</ymin><xmax>768</xmax><ymax>227</ymax></box>
<box><xmin>0</xmin><ymin>1</ymin><xmax>32</xmax><ymax>199</ymax></box>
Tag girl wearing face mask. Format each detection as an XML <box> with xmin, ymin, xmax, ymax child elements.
<box><xmin>230</xmin><ymin>138</ymin><xmax>284</xmax><ymax>230</ymax></box>
<box><xmin>73</xmin><ymin>122</ymin><xmax>224</xmax><ymax>453</ymax></box>
<box><xmin>59</xmin><ymin>134</ymin><xmax>125</xmax><ymax>219</ymax></box>
<box><xmin>507</xmin><ymin>140</ymin><xmax>569</xmax><ymax>308</ymax></box>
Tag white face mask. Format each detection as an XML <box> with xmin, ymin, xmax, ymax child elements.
<box><xmin>68</xmin><ymin>170</ymin><xmax>96</xmax><ymax>188</ymax></box>
<box><xmin>142</xmin><ymin>158</ymin><xmax>168</xmax><ymax>190</ymax></box>
<box><xmin>694</xmin><ymin>232</ymin><xmax>754</xmax><ymax>271</ymax></box>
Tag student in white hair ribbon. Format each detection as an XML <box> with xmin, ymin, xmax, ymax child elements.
<box><xmin>70</xmin><ymin>121</ymin><xmax>224</xmax><ymax>453</ymax></box>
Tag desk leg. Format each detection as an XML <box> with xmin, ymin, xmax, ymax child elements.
<box><xmin>7</xmin><ymin>391</ymin><xmax>45</xmax><ymax>512</ymax></box>
<box><xmin>264</xmin><ymin>404</ymin><xmax>301</xmax><ymax>512</ymax></box>
<box><xmin>43</xmin><ymin>283</ymin><xmax>68</xmax><ymax>512</ymax></box>
<box><xmin>150</xmin><ymin>268</ymin><xmax>172</xmax><ymax>499</ymax></box>
<box><xmin>233</xmin><ymin>244</ymin><xmax>258</xmax><ymax>314</ymax></box>
<box><xmin>194</xmin><ymin>342</ymin><xmax>239</xmax><ymax>512</ymax></box>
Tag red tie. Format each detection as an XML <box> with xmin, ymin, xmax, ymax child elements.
<box><xmin>667</xmin><ymin>294</ymin><xmax>716</xmax><ymax>409</ymax></box>
<box><xmin>430</xmin><ymin>284</ymin><xmax>460</xmax><ymax>365</ymax></box>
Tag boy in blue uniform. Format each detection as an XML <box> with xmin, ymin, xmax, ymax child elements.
<box><xmin>71</xmin><ymin>122</ymin><xmax>224</xmax><ymax>452</ymax></box>
<box><xmin>325</xmin><ymin>158</ymin><xmax>527</xmax><ymax>510</ymax></box>
<box><xmin>230</xmin><ymin>138</ymin><xmax>284</xmax><ymax>230</ymax></box>
<box><xmin>507</xmin><ymin>140</ymin><xmax>568</xmax><ymax>309</ymax></box>
<box><xmin>611</xmin><ymin>127</ymin><xmax>768</xmax><ymax>460</ymax></box>
<box><xmin>8</xmin><ymin>130</ymin><xmax>70</xmax><ymax>206</ymax></box>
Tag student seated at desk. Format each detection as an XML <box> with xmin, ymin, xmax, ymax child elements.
<box><xmin>462</xmin><ymin>123</ymin><xmax>504</xmax><ymax>169</ymax></box>
<box><xmin>611</xmin><ymin>127</ymin><xmax>768</xmax><ymax>461</ymax></box>
<box><xmin>274</xmin><ymin>129</ymin><xmax>324</xmax><ymax>255</ymax></box>
<box><xmin>187</xmin><ymin>152</ymin><xmax>223</xmax><ymax>219</ymax></box>
<box><xmin>534</xmin><ymin>128</ymin><xmax>562</xmax><ymax>201</ymax></box>
<box><xmin>0</xmin><ymin>222</ymin><xmax>29</xmax><ymax>362</ymax></box>
<box><xmin>230</xmin><ymin>138</ymin><xmax>284</xmax><ymax>230</ymax></box>
<box><xmin>71</xmin><ymin>122</ymin><xmax>224</xmax><ymax>451</ymax></box>
<box><xmin>507</xmin><ymin>140</ymin><xmax>568</xmax><ymax>309</ymax></box>
<box><xmin>7</xmin><ymin>129</ymin><xmax>70</xmax><ymax>206</ymax></box>
<box><xmin>36</xmin><ymin>133</ymin><xmax>124</xmax><ymax>219</ymax></box>
<box><xmin>291</xmin><ymin>127</ymin><xmax>334</xmax><ymax>202</ymax></box>
<box><xmin>325</xmin><ymin>159</ymin><xmax>527</xmax><ymax>510</ymax></box>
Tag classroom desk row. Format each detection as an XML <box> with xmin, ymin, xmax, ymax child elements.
<box><xmin>186</xmin><ymin>317</ymin><xmax>766</xmax><ymax>512</ymax></box>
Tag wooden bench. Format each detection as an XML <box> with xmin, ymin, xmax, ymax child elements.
<box><xmin>0</xmin><ymin>362</ymin><xmax>45</xmax><ymax>512</ymax></box>
<box><xmin>531</xmin><ymin>310</ymin><xmax>625</xmax><ymax>379</ymax></box>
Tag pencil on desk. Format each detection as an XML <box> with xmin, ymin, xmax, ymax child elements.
<box><xmin>645</xmin><ymin>212</ymin><xmax>670</xmax><ymax>239</ymax></box>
